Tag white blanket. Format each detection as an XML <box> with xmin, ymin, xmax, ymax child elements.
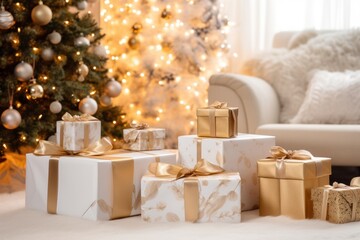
<box><xmin>1</xmin><ymin>191</ymin><xmax>359</xmax><ymax>240</ymax></box>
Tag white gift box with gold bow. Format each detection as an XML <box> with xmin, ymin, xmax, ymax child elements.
<box><xmin>257</xmin><ymin>146</ymin><xmax>331</xmax><ymax>219</ymax></box>
<box><xmin>25</xmin><ymin>149</ymin><xmax>177</xmax><ymax>221</ymax></box>
<box><xmin>141</xmin><ymin>161</ymin><xmax>241</xmax><ymax>223</ymax></box>
<box><xmin>123</xmin><ymin>127</ymin><xmax>165</xmax><ymax>151</ymax></box>
<box><xmin>312</xmin><ymin>178</ymin><xmax>360</xmax><ymax>224</ymax></box>
<box><xmin>178</xmin><ymin>134</ymin><xmax>275</xmax><ymax>211</ymax></box>
<box><xmin>56</xmin><ymin>112</ymin><xmax>101</xmax><ymax>152</ymax></box>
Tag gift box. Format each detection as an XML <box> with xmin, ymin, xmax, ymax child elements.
<box><xmin>312</xmin><ymin>181</ymin><xmax>360</xmax><ymax>224</ymax></box>
<box><xmin>56</xmin><ymin>112</ymin><xmax>101</xmax><ymax>153</ymax></box>
<box><xmin>123</xmin><ymin>125</ymin><xmax>165</xmax><ymax>151</ymax></box>
<box><xmin>25</xmin><ymin>148</ymin><xmax>177</xmax><ymax>221</ymax></box>
<box><xmin>178</xmin><ymin>134</ymin><xmax>275</xmax><ymax>211</ymax></box>
<box><xmin>141</xmin><ymin>161</ymin><xmax>241</xmax><ymax>223</ymax></box>
<box><xmin>197</xmin><ymin>101</ymin><xmax>238</xmax><ymax>138</ymax></box>
<box><xmin>257</xmin><ymin>146</ymin><xmax>331</xmax><ymax>219</ymax></box>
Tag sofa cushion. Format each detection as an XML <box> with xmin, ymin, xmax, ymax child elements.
<box><xmin>243</xmin><ymin>30</ymin><xmax>360</xmax><ymax>123</ymax></box>
<box><xmin>256</xmin><ymin>124</ymin><xmax>360</xmax><ymax>166</ymax></box>
<box><xmin>291</xmin><ymin>70</ymin><xmax>360</xmax><ymax>124</ymax></box>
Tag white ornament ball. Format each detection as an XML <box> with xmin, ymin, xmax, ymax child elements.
<box><xmin>93</xmin><ymin>45</ymin><xmax>107</xmax><ymax>58</ymax></box>
<box><xmin>41</xmin><ymin>47</ymin><xmax>55</xmax><ymax>61</ymax></box>
<box><xmin>48</xmin><ymin>31</ymin><xmax>62</xmax><ymax>44</ymax></box>
<box><xmin>100</xmin><ymin>94</ymin><xmax>112</xmax><ymax>107</ymax></box>
<box><xmin>31</xmin><ymin>1</ymin><xmax>52</xmax><ymax>26</ymax></box>
<box><xmin>14</xmin><ymin>61</ymin><xmax>33</xmax><ymax>82</ymax></box>
<box><xmin>1</xmin><ymin>106</ymin><xmax>21</xmax><ymax>130</ymax></box>
<box><xmin>79</xmin><ymin>96</ymin><xmax>98</xmax><ymax>115</ymax></box>
<box><xmin>49</xmin><ymin>101</ymin><xmax>62</xmax><ymax>114</ymax></box>
<box><xmin>74</xmin><ymin>35</ymin><xmax>90</xmax><ymax>47</ymax></box>
<box><xmin>78</xmin><ymin>62</ymin><xmax>89</xmax><ymax>77</ymax></box>
<box><xmin>104</xmin><ymin>79</ymin><xmax>122</xmax><ymax>97</ymax></box>
<box><xmin>27</xmin><ymin>80</ymin><xmax>44</xmax><ymax>99</ymax></box>
<box><xmin>0</xmin><ymin>5</ymin><xmax>15</xmax><ymax>30</ymax></box>
<box><xmin>77</xmin><ymin>1</ymin><xmax>88</xmax><ymax>10</ymax></box>
<box><xmin>48</xmin><ymin>134</ymin><xmax>56</xmax><ymax>143</ymax></box>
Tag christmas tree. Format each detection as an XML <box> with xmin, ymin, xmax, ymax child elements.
<box><xmin>0</xmin><ymin>0</ymin><xmax>126</xmax><ymax>188</ymax></box>
<box><xmin>101</xmin><ymin>0</ymin><xmax>230</xmax><ymax>147</ymax></box>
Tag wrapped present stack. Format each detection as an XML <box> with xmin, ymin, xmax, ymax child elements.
<box><xmin>257</xmin><ymin>146</ymin><xmax>332</xmax><ymax>219</ymax></box>
<box><xmin>25</xmin><ymin>113</ymin><xmax>177</xmax><ymax>221</ymax></box>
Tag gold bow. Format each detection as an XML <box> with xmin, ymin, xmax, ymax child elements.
<box><xmin>148</xmin><ymin>159</ymin><xmax>224</xmax><ymax>180</ymax></box>
<box><xmin>269</xmin><ymin>146</ymin><xmax>313</xmax><ymax>160</ymax></box>
<box><xmin>34</xmin><ymin>137</ymin><xmax>113</xmax><ymax>156</ymax></box>
<box><xmin>324</xmin><ymin>181</ymin><xmax>348</xmax><ymax>189</ymax></box>
<box><xmin>209</xmin><ymin>101</ymin><xmax>228</xmax><ymax>109</ymax></box>
<box><xmin>130</xmin><ymin>122</ymin><xmax>149</xmax><ymax>130</ymax></box>
<box><xmin>351</xmin><ymin>177</ymin><xmax>360</xmax><ymax>187</ymax></box>
<box><xmin>62</xmin><ymin>112</ymin><xmax>98</xmax><ymax>122</ymax></box>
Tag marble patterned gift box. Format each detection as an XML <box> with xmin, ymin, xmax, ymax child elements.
<box><xmin>312</xmin><ymin>180</ymin><xmax>360</xmax><ymax>224</ymax></box>
<box><xmin>257</xmin><ymin>146</ymin><xmax>331</xmax><ymax>219</ymax></box>
<box><xmin>178</xmin><ymin>134</ymin><xmax>275</xmax><ymax>211</ymax></box>
<box><xmin>56</xmin><ymin>112</ymin><xmax>101</xmax><ymax>153</ymax></box>
<box><xmin>141</xmin><ymin>161</ymin><xmax>241</xmax><ymax>223</ymax></box>
<box><xmin>123</xmin><ymin>126</ymin><xmax>165</xmax><ymax>151</ymax></box>
<box><xmin>26</xmin><ymin>147</ymin><xmax>177</xmax><ymax>221</ymax></box>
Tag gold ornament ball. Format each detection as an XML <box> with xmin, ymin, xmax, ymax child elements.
<box><xmin>14</xmin><ymin>61</ymin><xmax>33</xmax><ymax>82</ymax></box>
<box><xmin>27</xmin><ymin>80</ymin><xmax>44</xmax><ymax>99</ymax></box>
<box><xmin>48</xmin><ymin>31</ymin><xmax>62</xmax><ymax>44</ymax></box>
<box><xmin>0</xmin><ymin>5</ymin><xmax>15</xmax><ymax>30</ymax></box>
<box><xmin>128</xmin><ymin>36</ymin><xmax>140</xmax><ymax>50</ymax></box>
<box><xmin>1</xmin><ymin>106</ymin><xmax>21</xmax><ymax>130</ymax></box>
<box><xmin>100</xmin><ymin>94</ymin><xmax>112</xmax><ymax>107</ymax></box>
<box><xmin>132</xmin><ymin>23</ymin><xmax>142</xmax><ymax>34</ymax></box>
<box><xmin>79</xmin><ymin>96</ymin><xmax>98</xmax><ymax>115</ymax></box>
<box><xmin>31</xmin><ymin>1</ymin><xmax>53</xmax><ymax>26</ymax></box>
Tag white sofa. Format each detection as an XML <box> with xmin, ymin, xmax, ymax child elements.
<box><xmin>208</xmin><ymin>32</ymin><xmax>360</xmax><ymax>166</ymax></box>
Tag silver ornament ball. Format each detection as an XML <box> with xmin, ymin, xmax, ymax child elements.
<box><xmin>74</xmin><ymin>35</ymin><xmax>90</xmax><ymax>47</ymax></box>
<box><xmin>104</xmin><ymin>79</ymin><xmax>122</xmax><ymax>97</ymax></box>
<box><xmin>48</xmin><ymin>31</ymin><xmax>62</xmax><ymax>44</ymax></box>
<box><xmin>31</xmin><ymin>1</ymin><xmax>52</xmax><ymax>26</ymax></box>
<box><xmin>49</xmin><ymin>100</ymin><xmax>62</xmax><ymax>114</ymax></box>
<box><xmin>1</xmin><ymin>106</ymin><xmax>21</xmax><ymax>130</ymax></box>
<box><xmin>41</xmin><ymin>47</ymin><xmax>55</xmax><ymax>61</ymax></box>
<box><xmin>27</xmin><ymin>80</ymin><xmax>44</xmax><ymax>99</ymax></box>
<box><xmin>79</xmin><ymin>96</ymin><xmax>98</xmax><ymax>115</ymax></box>
<box><xmin>100</xmin><ymin>94</ymin><xmax>112</xmax><ymax>107</ymax></box>
<box><xmin>77</xmin><ymin>1</ymin><xmax>88</xmax><ymax>10</ymax></box>
<box><xmin>14</xmin><ymin>61</ymin><xmax>34</xmax><ymax>82</ymax></box>
<box><xmin>93</xmin><ymin>45</ymin><xmax>107</xmax><ymax>58</ymax></box>
<box><xmin>0</xmin><ymin>5</ymin><xmax>15</xmax><ymax>30</ymax></box>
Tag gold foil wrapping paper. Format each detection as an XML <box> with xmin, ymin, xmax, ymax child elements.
<box><xmin>141</xmin><ymin>172</ymin><xmax>241</xmax><ymax>223</ymax></box>
<box><xmin>257</xmin><ymin>157</ymin><xmax>331</xmax><ymax>219</ymax></box>
<box><xmin>197</xmin><ymin>107</ymin><xmax>238</xmax><ymax>138</ymax></box>
<box><xmin>312</xmin><ymin>185</ymin><xmax>360</xmax><ymax>223</ymax></box>
<box><xmin>123</xmin><ymin>128</ymin><xmax>165</xmax><ymax>151</ymax></box>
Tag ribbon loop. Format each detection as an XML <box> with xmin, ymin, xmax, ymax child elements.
<box><xmin>62</xmin><ymin>112</ymin><xmax>98</xmax><ymax>122</ymax></box>
<box><xmin>269</xmin><ymin>146</ymin><xmax>313</xmax><ymax>160</ymax></box>
<box><xmin>130</xmin><ymin>122</ymin><xmax>149</xmax><ymax>130</ymax></box>
<box><xmin>148</xmin><ymin>159</ymin><xmax>224</xmax><ymax>180</ymax></box>
<box><xmin>351</xmin><ymin>177</ymin><xmax>360</xmax><ymax>187</ymax></box>
<box><xmin>209</xmin><ymin>101</ymin><xmax>228</xmax><ymax>109</ymax></box>
<box><xmin>34</xmin><ymin>137</ymin><xmax>113</xmax><ymax>156</ymax></box>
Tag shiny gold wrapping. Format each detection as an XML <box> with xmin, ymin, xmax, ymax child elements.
<box><xmin>196</xmin><ymin>108</ymin><xmax>238</xmax><ymax>138</ymax></box>
<box><xmin>257</xmin><ymin>157</ymin><xmax>331</xmax><ymax>219</ymax></box>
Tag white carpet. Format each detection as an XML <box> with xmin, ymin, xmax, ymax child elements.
<box><xmin>1</xmin><ymin>191</ymin><xmax>359</xmax><ymax>240</ymax></box>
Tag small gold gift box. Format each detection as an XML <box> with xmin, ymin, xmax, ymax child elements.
<box><xmin>197</xmin><ymin>101</ymin><xmax>238</xmax><ymax>138</ymax></box>
<box><xmin>257</xmin><ymin>146</ymin><xmax>331</xmax><ymax>219</ymax></box>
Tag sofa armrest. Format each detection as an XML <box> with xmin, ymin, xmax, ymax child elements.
<box><xmin>208</xmin><ymin>73</ymin><xmax>280</xmax><ymax>133</ymax></box>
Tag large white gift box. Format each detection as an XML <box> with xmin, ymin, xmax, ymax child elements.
<box><xmin>56</xmin><ymin>113</ymin><xmax>101</xmax><ymax>152</ymax></box>
<box><xmin>141</xmin><ymin>165</ymin><xmax>241</xmax><ymax>223</ymax></box>
<box><xmin>178</xmin><ymin>134</ymin><xmax>275</xmax><ymax>211</ymax></box>
<box><xmin>25</xmin><ymin>149</ymin><xmax>177</xmax><ymax>221</ymax></box>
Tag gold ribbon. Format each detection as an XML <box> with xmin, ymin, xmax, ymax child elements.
<box><xmin>207</xmin><ymin>101</ymin><xmax>237</xmax><ymax>137</ymax></box>
<box><xmin>62</xmin><ymin>112</ymin><xmax>98</xmax><ymax>122</ymax></box>
<box><xmin>148</xmin><ymin>159</ymin><xmax>224</xmax><ymax>222</ymax></box>
<box><xmin>320</xmin><ymin>181</ymin><xmax>360</xmax><ymax>221</ymax></box>
<box><xmin>47</xmin><ymin>157</ymin><xmax>59</xmax><ymax>214</ymax></box>
<box><xmin>124</xmin><ymin>123</ymin><xmax>151</xmax><ymax>145</ymax></box>
<box><xmin>351</xmin><ymin>177</ymin><xmax>360</xmax><ymax>187</ymax></box>
<box><xmin>34</xmin><ymin>137</ymin><xmax>113</xmax><ymax>156</ymax></box>
<box><xmin>130</xmin><ymin>122</ymin><xmax>149</xmax><ymax>130</ymax></box>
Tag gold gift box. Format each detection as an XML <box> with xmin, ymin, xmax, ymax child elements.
<box><xmin>312</xmin><ymin>185</ymin><xmax>360</xmax><ymax>223</ymax></box>
<box><xmin>197</xmin><ymin>107</ymin><xmax>238</xmax><ymax>138</ymax></box>
<box><xmin>257</xmin><ymin>157</ymin><xmax>331</xmax><ymax>219</ymax></box>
